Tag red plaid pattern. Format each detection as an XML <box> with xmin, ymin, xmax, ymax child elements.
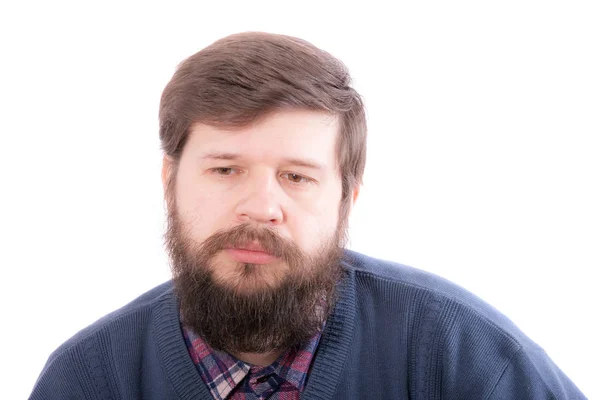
<box><xmin>182</xmin><ymin>326</ymin><xmax>322</xmax><ymax>400</ymax></box>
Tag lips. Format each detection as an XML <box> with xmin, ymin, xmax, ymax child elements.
<box><xmin>224</xmin><ymin>242</ymin><xmax>277</xmax><ymax>264</ymax></box>
<box><xmin>235</xmin><ymin>242</ymin><xmax>269</xmax><ymax>252</ymax></box>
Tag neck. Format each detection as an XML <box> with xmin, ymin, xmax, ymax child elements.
<box><xmin>232</xmin><ymin>350</ymin><xmax>283</xmax><ymax>367</ymax></box>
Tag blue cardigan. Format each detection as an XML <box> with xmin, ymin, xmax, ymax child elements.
<box><xmin>30</xmin><ymin>250</ymin><xmax>586</xmax><ymax>399</ymax></box>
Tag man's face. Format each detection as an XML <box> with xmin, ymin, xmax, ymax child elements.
<box><xmin>164</xmin><ymin>110</ymin><xmax>353</xmax><ymax>353</ymax></box>
<box><xmin>169</xmin><ymin>110</ymin><xmax>345</xmax><ymax>289</ymax></box>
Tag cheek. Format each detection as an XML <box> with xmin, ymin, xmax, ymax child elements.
<box><xmin>290</xmin><ymin>186</ymin><xmax>342</xmax><ymax>249</ymax></box>
<box><xmin>175</xmin><ymin>183</ymin><xmax>228</xmax><ymax>239</ymax></box>
<box><xmin>176</xmin><ymin>168</ymin><xmax>217</xmax><ymax>213</ymax></box>
<box><xmin>289</xmin><ymin>208</ymin><xmax>338</xmax><ymax>253</ymax></box>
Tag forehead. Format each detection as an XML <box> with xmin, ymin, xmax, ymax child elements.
<box><xmin>184</xmin><ymin>110</ymin><xmax>340</xmax><ymax>171</ymax></box>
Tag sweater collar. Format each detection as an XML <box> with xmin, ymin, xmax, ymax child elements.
<box><xmin>300</xmin><ymin>261</ymin><xmax>357</xmax><ymax>399</ymax></box>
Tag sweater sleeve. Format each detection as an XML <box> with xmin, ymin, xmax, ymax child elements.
<box><xmin>30</xmin><ymin>349</ymin><xmax>93</xmax><ymax>400</ymax></box>
<box><xmin>29</xmin><ymin>336</ymin><xmax>117</xmax><ymax>400</ymax></box>
<box><xmin>487</xmin><ymin>346</ymin><xmax>587</xmax><ymax>400</ymax></box>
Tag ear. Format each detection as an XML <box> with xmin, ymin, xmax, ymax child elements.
<box><xmin>161</xmin><ymin>155</ymin><xmax>174</xmax><ymax>197</ymax></box>
<box><xmin>351</xmin><ymin>185</ymin><xmax>360</xmax><ymax>207</ymax></box>
<box><xmin>346</xmin><ymin>185</ymin><xmax>361</xmax><ymax>217</ymax></box>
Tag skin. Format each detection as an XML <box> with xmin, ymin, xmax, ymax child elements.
<box><xmin>162</xmin><ymin>109</ymin><xmax>359</xmax><ymax>365</ymax></box>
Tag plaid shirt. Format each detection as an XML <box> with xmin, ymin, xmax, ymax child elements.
<box><xmin>182</xmin><ymin>326</ymin><xmax>322</xmax><ymax>400</ymax></box>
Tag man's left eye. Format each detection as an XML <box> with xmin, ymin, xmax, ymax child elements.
<box><xmin>283</xmin><ymin>173</ymin><xmax>309</xmax><ymax>184</ymax></box>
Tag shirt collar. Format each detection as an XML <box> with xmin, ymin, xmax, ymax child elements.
<box><xmin>182</xmin><ymin>325</ymin><xmax>322</xmax><ymax>400</ymax></box>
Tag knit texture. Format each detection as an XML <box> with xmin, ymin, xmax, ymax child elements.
<box><xmin>30</xmin><ymin>250</ymin><xmax>587</xmax><ymax>399</ymax></box>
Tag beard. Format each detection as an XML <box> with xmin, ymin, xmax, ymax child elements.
<box><xmin>165</xmin><ymin>206</ymin><xmax>348</xmax><ymax>355</ymax></box>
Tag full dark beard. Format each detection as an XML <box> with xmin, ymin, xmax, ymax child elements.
<box><xmin>165</xmin><ymin>211</ymin><xmax>346</xmax><ymax>354</ymax></box>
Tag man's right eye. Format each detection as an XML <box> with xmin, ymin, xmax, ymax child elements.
<box><xmin>212</xmin><ymin>167</ymin><xmax>235</xmax><ymax>175</ymax></box>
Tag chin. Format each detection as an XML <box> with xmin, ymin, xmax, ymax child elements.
<box><xmin>212</xmin><ymin>258</ymin><xmax>290</xmax><ymax>293</ymax></box>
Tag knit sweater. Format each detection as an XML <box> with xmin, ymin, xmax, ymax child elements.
<box><xmin>30</xmin><ymin>250</ymin><xmax>586</xmax><ymax>399</ymax></box>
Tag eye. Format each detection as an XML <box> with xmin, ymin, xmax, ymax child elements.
<box><xmin>282</xmin><ymin>173</ymin><xmax>311</xmax><ymax>185</ymax></box>
<box><xmin>212</xmin><ymin>167</ymin><xmax>235</xmax><ymax>176</ymax></box>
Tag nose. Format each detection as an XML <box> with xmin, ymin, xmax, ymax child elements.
<box><xmin>234</xmin><ymin>170</ymin><xmax>284</xmax><ymax>226</ymax></box>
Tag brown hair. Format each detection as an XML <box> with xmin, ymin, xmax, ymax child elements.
<box><xmin>159</xmin><ymin>32</ymin><xmax>367</xmax><ymax>220</ymax></box>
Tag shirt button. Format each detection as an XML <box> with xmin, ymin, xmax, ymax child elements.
<box><xmin>257</xmin><ymin>375</ymin><xmax>269</xmax><ymax>383</ymax></box>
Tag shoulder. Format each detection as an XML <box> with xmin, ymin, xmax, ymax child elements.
<box><xmin>341</xmin><ymin>249</ymin><xmax>528</xmax><ymax>345</ymax></box>
<box><xmin>341</xmin><ymin>250</ymin><xmax>585</xmax><ymax>397</ymax></box>
<box><xmin>49</xmin><ymin>281</ymin><xmax>175</xmax><ymax>360</ymax></box>
<box><xmin>31</xmin><ymin>281</ymin><xmax>177</xmax><ymax>399</ymax></box>
<box><xmin>342</xmin><ymin>248</ymin><xmax>491</xmax><ymax>304</ymax></box>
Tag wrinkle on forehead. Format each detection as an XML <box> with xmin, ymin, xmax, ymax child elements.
<box><xmin>186</xmin><ymin>110</ymin><xmax>340</xmax><ymax>174</ymax></box>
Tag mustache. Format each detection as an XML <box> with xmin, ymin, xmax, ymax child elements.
<box><xmin>197</xmin><ymin>223</ymin><xmax>304</xmax><ymax>263</ymax></box>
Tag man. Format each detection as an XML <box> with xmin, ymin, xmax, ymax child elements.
<box><xmin>30</xmin><ymin>32</ymin><xmax>586</xmax><ymax>399</ymax></box>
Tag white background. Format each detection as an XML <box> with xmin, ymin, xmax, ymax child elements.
<box><xmin>1</xmin><ymin>1</ymin><xmax>598</xmax><ymax>399</ymax></box>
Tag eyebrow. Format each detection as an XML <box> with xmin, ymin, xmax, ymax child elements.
<box><xmin>201</xmin><ymin>152</ymin><xmax>326</xmax><ymax>171</ymax></box>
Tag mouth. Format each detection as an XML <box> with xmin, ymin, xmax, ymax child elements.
<box><xmin>224</xmin><ymin>242</ymin><xmax>278</xmax><ymax>264</ymax></box>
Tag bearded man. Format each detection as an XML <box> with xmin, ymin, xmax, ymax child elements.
<box><xmin>31</xmin><ymin>32</ymin><xmax>585</xmax><ymax>399</ymax></box>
